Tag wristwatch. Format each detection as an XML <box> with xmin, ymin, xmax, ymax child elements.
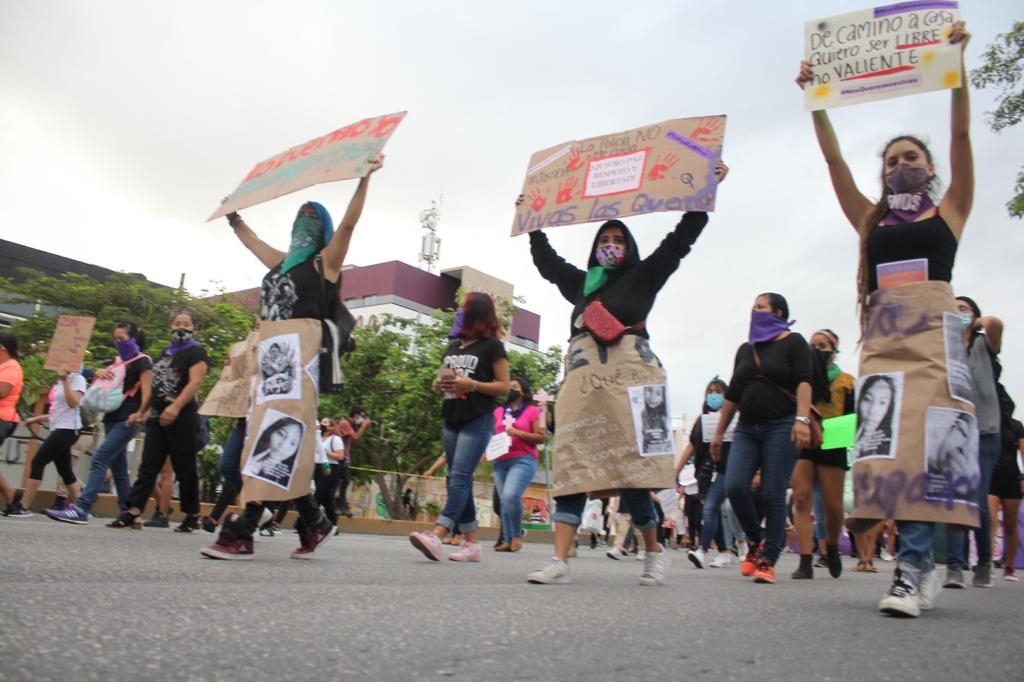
<box><xmin>794</xmin><ymin>416</ymin><xmax>812</xmax><ymax>426</ymax></box>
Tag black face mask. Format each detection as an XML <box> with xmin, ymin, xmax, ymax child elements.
<box><xmin>508</xmin><ymin>389</ymin><xmax>521</xmax><ymax>403</ymax></box>
<box><xmin>813</xmin><ymin>348</ymin><xmax>833</xmax><ymax>365</ymax></box>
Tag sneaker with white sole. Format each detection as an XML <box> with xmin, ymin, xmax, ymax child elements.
<box><xmin>527</xmin><ymin>557</ymin><xmax>570</xmax><ymax>584</ymax></box>
<box><xmin>4</xmin><ymin>504</ymin><xmax>32</xmax><ymax>518</ymax></box>
<box><xmin>449</xmin><ymin>542</ymin><xmax>482</xmax><ymax>562</ymax></box>
<box><xmin>290</xmin><ymin>516</ymin><xmax>334</xmax><ymax>559</ymax></box>
<box><xmin>880</xmin><ymin>548</ymin><xmax>895</xmax><ymax>562</ymax></box>
<box><xmin>687</xmin><ymin>547</ymin><xmax>706</xmax><ymax>569</ymax></box>
<box><xmin>45</xmin><ymin>503</ymin><xmax>89</xmax><ymax>525</ymax></box>
<box><xmin>973</xmin><ymin>562</ymin><xmax>993</xmax><ymax>588</ymax></box>
<box><xmin>879</xmin><ymin>569</ymin><xmax>921</xmax><ymax>618</ymax></box>
<box><xmin>409</xmin><ymin>531</ymin><xmax>443</xmax><ymax>561</ymax></box>
<box><xmin>636</xmin><ymin>549</ymin><xmax>647</xmax><ymax>561</ymax></box>
<box><xmin>709</xmin><ymin>552</ymin><xmax>733</xmax><ymax>568</ymax></box>
<box><xmin>639</xmin><ymin>550</ymin><xmax>669</xmax><ymax>586</ymax></box>
<box><xmin>943</xmin><ymin>567</ymin><xmax>965</xmax><ymax>589</ymax></box>
<box><xmin>606</xmin><ymin>546</ymin><xmax>628</xmax><ymax>560</ymax></box>
<box><xmin>918</xmin><ymin>569</ymin><xmax>940</xmax><ymax>610</ymax></box>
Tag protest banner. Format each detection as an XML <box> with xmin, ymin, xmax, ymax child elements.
<box><xmin>804</xmin><ymin>1</ymin><xmax>962</xmax><ymax>111</ymax></box>
<box><xmin>209</xmin><ymin>111</ymin><xmax>407</xmax><ymax>221</ymax></box>
<box><xmin>199</xmin><ymin>332</ymin><xmax>258</xmax><ymax>419</ymax></box>
<box><xmin>44</xmin><ymin>315</ymin><xmax>95</xmax><ymax>373</ymax></box>
<box><xmin>511</xmin><ymin>115</ymin><xmax>726</xmax><ymax>236</ymax></box>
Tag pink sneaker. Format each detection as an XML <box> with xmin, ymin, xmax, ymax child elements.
<box><xmin>409</xmin><ymin>531</ymin><xmax>443</xmax><ymax>561</ymax></box>
<box><xmin>449</xmin><ymin>542</ymin><xmax>482</xmax><ymax>562</ymax></box>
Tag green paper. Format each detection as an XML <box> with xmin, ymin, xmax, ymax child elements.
<box><xmin>821</xmin><ymin>413</ymin><xmax>856</xmax><ymax>450</ymax></box>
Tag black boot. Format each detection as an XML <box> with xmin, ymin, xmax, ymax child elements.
<box><xmin>826</xmin><ymin>543</ymin><xmax>843</xmax><ymax>578</ymax></box>
<box><xmin>791</xmin><ymin>553</ymin><xmax>814</xmax><ymax>580</ymax></box>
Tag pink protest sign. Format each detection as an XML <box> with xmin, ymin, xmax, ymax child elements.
<box><xmin>209</xmin><ymin>111</ymin><xmax>407</xmax><ymax>221</ymax></box>
<box><xmin>44</xmin><ymin>315</ymin><xmax>95</xmax><ymax>373</ymax></box>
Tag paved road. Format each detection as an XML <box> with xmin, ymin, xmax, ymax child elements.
<box><xmin>0</xmin><ymin>516</ymin><xmax>1019</xmax><ymax>682</ymax></box>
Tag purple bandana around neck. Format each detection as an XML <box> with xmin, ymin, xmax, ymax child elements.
<box><xmin>164</xmin><ymin>339</ymin><xmax>198</xmax><ymax>356</ymax></box>
<box><xmin>883</xmin><ymin>191</ymin><xmax>936</xmax><ymax>225</ymax></box>
<box><xmin>447</xmin><ymin>307</ymin><xmax>465</xmax><ymax>339</ymax></box>
<box><xmin>749</xmin><ymin>310</ymin><xmax>795</xmax><ymax>344</ymax></box>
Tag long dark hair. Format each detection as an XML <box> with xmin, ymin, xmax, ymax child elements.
<box><xmin>115</xmin><ymin>320</ymin><xmax>148</xmax><ymax>351</ymax></box>
<box><xmin>857</xmin><ymin>135</ymin><xmax>936</xmax><ymax>333</ymax></box>
<box><xmin>701</xmin><ymin>376</ymin><xmax>728</xmax><ymax>415</ymax></box>
<box><xmin>757</xmin><ymin>292</ymin><xmax>789</xmax><ymax>318</ymax></box>
<box><xmin>510</xmin><ymin>374</ymin><xmax>534</xmax><ymax>405</ymax></box>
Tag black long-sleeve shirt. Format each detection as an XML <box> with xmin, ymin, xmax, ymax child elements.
<box><xmin>528</xmin><ymin>212</ymin><xmax>708</xmax><ymax>340</ymax></box>
<box><xmin>725</xmin><ymin>334</ymin><xmax>813</xmax><ymax>424</ymax></box>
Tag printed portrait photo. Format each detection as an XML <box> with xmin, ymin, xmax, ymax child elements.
<box><xmin>242</xmin><ymin>409</ymin><xmax>306</xmax><ymax>491</ymax></box>
<box><xmin>853</xmin><ymin>372</ymin><xmax>904</xmax><ymax>461</ymax></box>
<box><xmin>943</xmin><ymin>311</ymin><xmax>974</xmax><ymax>406</ymax></box>
<box><xmin>257</xmin><ymin>333</ymin><xmax>302</xmax><ymax>404</ymax></box>
<box><xmin>923</xmin><ymin>406</ymin><xmax>980</xmax><ymax>506</ymax></box>
<box><xmin>629</xmin><ymin>384</ymin><xmax>674</xmax><ymax>457</ymax></box>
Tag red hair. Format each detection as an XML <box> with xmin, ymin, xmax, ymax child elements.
<box><xmin>457</xmin><ymin>292</ymin><xmax>504</xmax><ymax>339</ymax></box>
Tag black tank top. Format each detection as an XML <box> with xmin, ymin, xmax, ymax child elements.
<box><xmin>260</xmin><ymin>257</ymin><xmax>339</xmax><ymax>322</ymax></box>
<box><xmin>866</xmin><ymin>214</ymin><xmax>958</xmax><ymax>293</ymax></box>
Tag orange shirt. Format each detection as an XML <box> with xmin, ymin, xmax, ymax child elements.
<box><xmin>0</xmin><ymin>358</ymin><xmax>24</xmax><ymax>422</ymax></box>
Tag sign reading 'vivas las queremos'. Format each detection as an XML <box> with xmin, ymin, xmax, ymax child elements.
<box><xmin>209</xmin><ymin>111</ymin><xmax>407</xmax><ymax>221</ymax></box>
<box><xmin>511</xmin><ymin>115</ymin><xmax>726</xmax><ymax>236</ymax></box>
<box><xmin>804</xmin><ymin>1</ymin><xmax>962</xmax><ymax>111</ymax></box>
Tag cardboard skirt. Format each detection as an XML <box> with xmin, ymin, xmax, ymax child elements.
<box><xmin>551</xmin><ymin>333</ymin><xmax>676</xmax><ymax>498</ymax></box>
<box><xmin>847</xmin><ymin>281</ymin><xmax>980</xmax><ymax>532</ymax></box>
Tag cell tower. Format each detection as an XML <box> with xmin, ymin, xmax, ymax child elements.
<box><xmin>418</xmin><ymin>198</ymin><xmax>442</xmax><ymax>272</ymax></box>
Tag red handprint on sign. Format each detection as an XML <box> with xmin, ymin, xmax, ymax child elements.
<box><xmin>690</xmin><ymin>117</ymin><xmax>723</xmax><ymax>145</ymax></box>
<box><xmin>566</xmin><ymin>147</ymin><xmax>585</xmax><ymax>171</ymax></box>
<box><xmin>527</xmin><ymin>188</ymin><xmax>547</xmax><ymax>212</ymax></box>
<box><xmin>646</xmin><ymin>153</ymin><xmax>678</xmax><ymax>181</ymax></box>
<box><xmin>556</xmin><ymin>177</ymin><xmax>578</xmax><ymax>204</ymax></box>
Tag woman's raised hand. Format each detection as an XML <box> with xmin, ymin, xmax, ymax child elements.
<box><xmin>366</xmin><ymin>152</ymin><xmax>385</xmax><ymax>174</ymax></box>
<box><xmin>795</xmin><ymin>60</ymin><xmax>814</xmax><ymax>90</ymax></box>
<box><xmin>948</xmin><ymin>20</ymin><xmax>970</xmax><ymax>47</ymax></box>
<box><xmin>714</xmin><ymin>160</ymin><xmax>729</xmax><ymax>184</ymax></box>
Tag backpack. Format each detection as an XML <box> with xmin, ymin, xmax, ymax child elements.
<box><xmin>81</xmin><ymin>354</ymin><xmax>148</xmax><ymax>414</ymax></box>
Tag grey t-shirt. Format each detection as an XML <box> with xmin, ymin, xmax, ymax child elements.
<box><xmin>967</xmin><ymin>334</ymin><xmax>1000</xmax><ymax>435</ymax></box>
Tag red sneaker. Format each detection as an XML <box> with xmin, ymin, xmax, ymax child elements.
<box><xmin>200</xmin><ymin>513</ymin><xmax>255</xmax><ymax>560</ymax></box>
<box><xmin>752</xmin><ymin>558</ymin><xmax>776</xmax><ymax>584</ymax></box>
<box><xmin>740</xmin><ymin>543</ymin><xmax>761</xmax><ymax>577</ymax></box>
<box><xmin>291</xmin><ymin>516</ymin><xmax>334</xmax><ymax>559</ymax></box>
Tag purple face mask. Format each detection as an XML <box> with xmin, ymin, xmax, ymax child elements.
<box><xmin>885</xmin><ymin>164</ymin><xmax>930</xmax><ymax>194</ymax></box>
<box><xmin>594</xmin><ymin>243</ymin><xmax>625</xmax><ymax>268</ymax></box>
<box><xmin>749</xmin><ymin>310</ymin><xmax>794</xmax><ymax>344</ymax></box>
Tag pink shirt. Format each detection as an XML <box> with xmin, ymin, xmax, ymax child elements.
<box><xmin>492</xmin><ymin>404</ymin><xmax>541</xmax><ymax>461</ymax></box>
<box><xmin>0</xmin><ymin>358</ymin><xmax>24</xmax><ymax>422</ymax></box>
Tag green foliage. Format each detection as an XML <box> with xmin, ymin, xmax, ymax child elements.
<box><xmin>0</xmin><ymin>268</ymin><xmax>253</xmax><ymax>414</ymax></box>
<box><xmin>971</xmin><ymin>21</ymin><xmax>1024</xmax><ymax>218</ymax></box>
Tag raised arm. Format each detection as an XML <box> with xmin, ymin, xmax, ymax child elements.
<box><xmin>320</xmin><ymin>153</ymin><xmax>385</xmax><ymax>277</ymax></box>
<box><xmin>939</xmin><ymin>22</ymin><xmax>973</xmax><ymax>238</ymax></box>
<box><xmin>797</xmin><ymin>61</ymin><xmax>874</xmax><ymax>231</ymax></box>
<box><xmin>226</xmin><ymin>209</ymin><xmax>286</xmax><ymax>270</ymax></box>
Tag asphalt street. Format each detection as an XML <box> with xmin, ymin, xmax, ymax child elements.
<box><xmin>0</xmin><ymin>516</ymin><xmax>1020</xmax><ymax>682</ymax></box>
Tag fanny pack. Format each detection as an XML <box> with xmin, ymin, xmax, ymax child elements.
<box><xmin>583</xmin><ymin>299</ymin><xmax>645</xmax><ymax>345</ymax></box>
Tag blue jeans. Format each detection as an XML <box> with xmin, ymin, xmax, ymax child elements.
<box><xmin>699</xmin><ymin>473</ymin><xmax>727</xmax><ymax>552</ymax></box>
<box><xmin>721</xmin><ymin>498</ymin><xmax>746</xmax><ymax>549</ymax></box>
<box><xmin>945</xmin><ymin>432</ymin><xmax>1000</xmax><ymax>568</ymax></box>
<box><xmin>725</xmin><ymin>418</ymin><xmax>799</xmax><ymax>564</ymax></box>
<box><xmin>897</xmin><ymin>520</ymin><xmax>936</xmax><ymax>588</ymax></box>
<box><xmin>492</xmin><ymin>455</ymin><xmax>538</xmax><ymax>544</ymax></box>
<box><xmin>76</xmin><ymin>420</ymin><xmax>139</xmax><ymax>514</ymax></box>
<box><xmin>552</xmin><ymin>489</ymin><xmax>657</xmax><ymax>531</ymax></box>
<box><xmin>438</xmin><ymin>411</ymin><xmax>495</xmax><ymax>534</ymax></box>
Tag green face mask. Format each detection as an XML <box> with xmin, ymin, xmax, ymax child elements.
<box><xmin>281</xmin><ymin>215</ymin><xmax>323</xmax><ymax>274</ymax></box>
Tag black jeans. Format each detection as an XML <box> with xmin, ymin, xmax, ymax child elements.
<box><xmin>315</xmin><ymin>464</ymin><xmax>342</xmax><ymax>520</ymax></box>
<box><xmin>125</xmin><ymin>413</ymin><xmax>200</xmax><ymax>516</ymax></box>
<box><xmin>336</xmin><ymin>461</ymin><xmax>351</xmax><ymax>511</ymax></box>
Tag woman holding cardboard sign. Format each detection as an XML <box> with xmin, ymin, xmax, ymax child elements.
<box><xmin>520</xmin><ymin>159</ymin><xmax>727</xmax><ymax>587</ymax></box>
<box><xmin>202</xmin><ymin>153</ymin><xmax>384</xmax><ymax>561</ymax></box>
<box><xmin>797</xmin><ymin>20</ymin><xmax>975</xmax><ymax>617</ymax></box>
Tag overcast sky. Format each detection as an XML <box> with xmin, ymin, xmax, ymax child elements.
<box><xmin>2</xmin><ymin>1</ymin><xmax>1021</xmax><ymax>421</ymax></box>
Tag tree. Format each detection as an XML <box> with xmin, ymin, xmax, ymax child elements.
<box><xmin>331</xmin><ymin>309</ymin><xmax>562</xmax><ymax>520</ymax></box>
<box><xmin>971</xmin><ymin>21</ymin><xmax>1024</xmax><ymax>218</ymax></box>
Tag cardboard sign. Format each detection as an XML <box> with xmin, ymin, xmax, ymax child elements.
<box><xmin>847</xmin><ymin>281</ymin><xmax>979</xmax><ymax>532</ymax></box>
<box><xmin>199</xmin><ymin>332</ymin><xmax>258</xmax><ymax>419</ymax></box>
<box><xmin>485</xmin><ymin>431</ymin><xmax>511</xmax><ymax>462</ymax></box>
<box><xmin>804</xmin><ymin>2</ymin><xmax>962</xmax><ymax>111</ymax></box>
<box><xmin>550</xmin><ymin>334</ymin><xmax>675</xmax><ymax>498</ymax></box>
<box><xmin>511</xmin><ymin>116</ymin><xmax>726</xmax><ymax>236</ymax></box>
<box><xmin>239</xmin><ymin>319</ymin><xmax>322</xmax><ymax>503</ymax></box>
<box><xmin>209</xmin><ymin>111</ymin><xmax>407</xmax><ymax>221</ymax></box>
<box><xmin>44</xmin><ymin>315</ymin><xmax>95</xmax><ymax>372</ymax></box>
<box><xmin>701</xmin><ymin>412</ymin><xmax>737</xmax><ymax>443</ymax></box>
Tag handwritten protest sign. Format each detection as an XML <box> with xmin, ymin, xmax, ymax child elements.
<box><xmin>511</xmin><ymin>115</ymin><xmax>726</xmax><ymax>236</ymax></box>
<box><xmin>804</xmin><ymin>2</ymin><xmax>962</xmax><ymax>111</ymax></box>
<box><xmin>209</xmin><ymin>111</ymin><xmax>407</xmax><ymax>221</ymax></box>
<box><xmin>44</xmin><ymin>315</ymin><xmax>95</xmax><ymax>372</ymax></box>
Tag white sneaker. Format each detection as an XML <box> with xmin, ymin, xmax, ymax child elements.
<box><xmin>606</xmin><ymin>546</ymin><xmax>628</xmax><ymax>560</ymax></box>
<box><xmin>527</xmin><ymin>557</ymin><xmax>570</xmax><ymax>584</ymax></box>
<box><xmin>736</xmin><ymin>540</ymin><xmax>749</xmax><ymax>561</ymax></box>
<box><xmin>880</xmin><ymin>548</ymin><xmax>895</xmax><ymax>562</ymax></box>
<box><xmin>709</xmin><ymin>552</ymin><xmax>734</xmax><ymax>568</ymax></box>
<box><xmin>636</xmin><ymin>549</ymin><xmax>646</xmax><ymax>561</ymax></box>
<box><xmin>918</xmin><ymin>569</ymin><xmax>940</xmax><ymax>610</ymax></box>
<box><xmin>639</xmin><ymin>550</ymin><xmax>669</xmax><ymax>586</ymax></box>
<box><xmin>878</xmin><ymin>570</ymin><xmax>921</xmax><ymax>618</ymax></box>
<box><xmin>687</xmin><ymin>547</ymin><xmax>706</xmax><ymax>569</ymax></box>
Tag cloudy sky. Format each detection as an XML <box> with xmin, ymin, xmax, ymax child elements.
<box><xmin>2</xmin><ymin>1</ymin><xmax>1021</xmax><ymax>421</ymax></box>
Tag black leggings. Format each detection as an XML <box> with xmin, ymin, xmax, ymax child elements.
<box><xmin>30</xmin><ymin>429</ymin><xmax>80</xmax><ymax>485</ymax></box>
<box><xmin>684</xmin><ymin>495</ymin><xmax>702</xmax><ymax>547</ymax></box>
<box><xmin>125</xmin><ymin>414</ymin><xmax>200</xmax><ymax>516</ymax></box>
<box><xmin>314</xmin><ymin>464</ymin><xmax>341</xmax><ymax>521</ymax></box>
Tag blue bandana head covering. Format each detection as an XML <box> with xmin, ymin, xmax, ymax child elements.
<box><xmin>280</xmin><ymin>201</ymin><xmax>334</xmax><ymax>274</ymax></box>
